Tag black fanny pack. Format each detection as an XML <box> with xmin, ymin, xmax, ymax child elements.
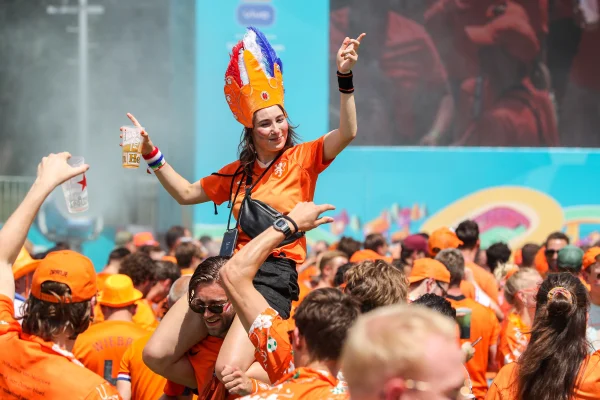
<box><xmin>218</xmin><ymin>153</ymin><xmax>304</xmax><ymax>256</ymax></box>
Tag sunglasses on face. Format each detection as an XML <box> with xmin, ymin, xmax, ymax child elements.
<box><xmin>545</xmin><ymin>249</ymin><xmax>559</xmax><ymax>256</ymax></box>
<box><xmin>189</xmin><ymin>300</ymin><xmax>229</xmax><ymax>315</ymax></box>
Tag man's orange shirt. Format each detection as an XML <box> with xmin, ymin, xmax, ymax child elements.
<box><xmin>487</xmin><ymin>352</ymin><xmax>600</xmax><ymax>399</ymax></box>
<box><xmin>249</xmin><ymin>307</ymin><xmax>295</xmax><ymax>384</ymax></box>
<box><xmin>461</xmin><ymin>280</ymin><xmax>476</xmax><ymax>299</ymax></box>
<box><xmin>200</xmin><ymin>137</ymin><xmax>333</xmax><ymax>265</ymax></box>
<box><xmin>497</xmin><ymin>312</ymin><xmax>530</xmax><ymax>367</ymax></box>
<box><xmin>118</xmin><ymin>334</ymin><xmax>166</xmax><ymax>400</ymax></box>
<box><xmin>0</xmin><ymin>295</ymin><xmax>121</xmax><ymax>400</ymax></box>
<box><xmin>467</xmin><ymin>261</ymin><xmax>500</xmax><ymax>302</ymax></box>
<box><xmin>132</xmin><ymin>299</ymin><xmax>159</xmax><ymax>331</ymax></box>
<box><xmin>447</xmin><ymin>295</ymin><xmax>500</xmax><ymax>400</ymax></box>
<box><xmin>240</xmin><ymin>368</ymin><xmax>348</xmax><ymax>399</ymax></box>
<box><xmin>73</xmin><ymin>319</ymin><xmax>147</xmax><ymax>383</ymax></box>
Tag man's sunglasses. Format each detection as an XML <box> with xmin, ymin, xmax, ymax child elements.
<box><xmin>189</xmin><ymin>300</ymin><xmax>229</xmax><ymax>315</ymax></box>
<box><xmin>545</xmin><ymin>249</ymin><xmax>559</xmax><ymax>256</ymax></box>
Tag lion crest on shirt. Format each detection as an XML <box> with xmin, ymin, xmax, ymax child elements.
<box><xmin>273</xmin><ymin>161</ymin><xmax>287</xmax><ymax>178</ymax></box>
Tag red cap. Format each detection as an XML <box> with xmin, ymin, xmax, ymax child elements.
<box><xmin>133</xmin><ymin>232</ymin><xmax>159</xmax><ymax>247</ymax></box>
<box><xmin>402</xmin><ymin>234</ymin><xmax>429</xmax><ymax>254</ymax></box>
<box><xmin>465</xmin><ymin>1</ymin><xmax>540</xmax><ymax>63</ymax></box>
<box><xmin>30</xmin><ymin>250</ymin><xmax>97</xmax><ymax>303</ymax></box>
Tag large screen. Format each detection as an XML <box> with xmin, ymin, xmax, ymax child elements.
<box><xmin>328</xmin><ymin>0</ymin><xmax>600</xmax><ymax>148</ymax></box>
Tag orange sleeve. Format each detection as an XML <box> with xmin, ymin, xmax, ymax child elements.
<box><xmin>83</xmin><ymin>381</ymin><xmax>122</xmax><ymax>400</ymax></box>
<box><xmin>248</xmin><ymin>307</ymin><xmax>295</xmax><ymax>384</ymax></box>
<box><xmin>293</xmin><ymin>136</ymin><xmax>334</xmax><ymax>175</ymax></box>
<box><xmin>187</xmin><ymin>337</ymin><xmax>223</xmax><ymax>395</ymax></box>
<box><xmin>199</xmin><ymin>161</ymin><xmax>243</xmax><ymax>206</ymax></box>
<box><xmin>117</xmin><ymin>341</ymin><xmax>133</xmax><ymax>383</ymax></box>
<box><xmin>0</xmin><ymin>294</ymin><xmax>20</xmax><ymax>334</ymax></box>
<box><xmin>485</xmin><ymin>381</ymin><xmax>504</xmax><ymax>400</ymax></box>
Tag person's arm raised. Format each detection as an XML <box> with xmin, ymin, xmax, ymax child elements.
<box><xmin>220</xmin><ymin>202</ymin><xmax>335</xmax><ymax>332</ymax></box>
<box><xmin>0</xmin><ymin>153</ymin><xmax>89</xmax><ymax>300</ymax></box>
<box><xmin>323</xmin><ymin>33</ymin><xmax>366</xmax><ymax>162</ymax></box>
<box><xmin>121</xmin><ymin>113</ymin><xmax>210</xmax><ymax>205</ymax></box>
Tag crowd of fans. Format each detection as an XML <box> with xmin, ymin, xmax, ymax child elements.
<box><xmin>0</xmin><ymin>153</ymin><xmax>599</xmax><ymax>400</ymax></box>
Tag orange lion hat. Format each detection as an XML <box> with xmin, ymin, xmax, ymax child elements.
<box><xmin>224</xmin><ymin>27</ymin><xmax>285</xmax><ymax>128</ymax></box>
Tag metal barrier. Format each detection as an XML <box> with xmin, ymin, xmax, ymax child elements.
<box><xmin>0</xmin><ymin>175</ymin><xmax>159</xmax><ymax>230</ymax></box>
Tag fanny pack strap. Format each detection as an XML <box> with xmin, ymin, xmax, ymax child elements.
<box><xmin>245</xmin><ymin>151</ymin><xmax>284</xmax><ymax>195</ymax></box>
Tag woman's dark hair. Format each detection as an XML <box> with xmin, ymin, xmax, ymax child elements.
<box><xmin>21</xmin><ymin>281</ymin><xmax>92</xmax><ymax>341</ymax></box>
<box><xmin>517</xmin><ymin>273</ymin><xmax>590</xmax><ymax>400</ymax></box>
<box><xmin>238</xmin><ymin>105</ymin><xmax>299</xmax><ymax>172</ymax></box>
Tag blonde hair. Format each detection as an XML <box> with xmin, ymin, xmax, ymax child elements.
<box><xmin>494</xmin><ymin>262</ymin><xmax>519</xmax><ymax>284</ymax></box>
<box><xmin>504</xmin><ymin>267</ymin><xmax>541</xmax><ymax>306</ymax></box>
<box><xmin>345</xmin><ymin>260</ymin><xmax>407</xmax><ymax>313</ymax></box>
<box><xmin>341</xmin><ymin>305</ymin><xmax>456</xmax><ymax>396</ymax></box>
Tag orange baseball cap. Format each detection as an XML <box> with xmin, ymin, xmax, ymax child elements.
<box><xmin>98</xmin><ymin>274</ymin><xmax>143</xmax><ymax>307</ymax></box>
<box><xmin>428</xmin><ymin>227</ymin><xmax>463</xmax><ymax>256</ymax></box>
<box><xmin>162</xmin><ymin>255</ymin><xmax>178</xmax><ymax>264</ymax></box>
<box><xmin>133</xmin><ymin>232</ymin><xmax>159</xmax><ymax>247</ymax></box>
<box><xmin>13</xmin><ymin>247</ymin><xmax>41</xmax><ymax>281</ymax></box>
<box><xmin>408</xmin><ymin>258</ymin><xmax>451</xmax><ymax>284</ymax></box>
<box><xmin>30</xmin><ymin>250</ymin><xmax>97</xmax><ymax>303</ymax></box>
<box><xmin>583</xmin><ymin>247</ymin><xmax>600</xmax><ymax>270</ymax></box>
<box><xmin>349</xmin><ymin>249</ymin><xmax>392</xmax><ymax>264</ymax></box>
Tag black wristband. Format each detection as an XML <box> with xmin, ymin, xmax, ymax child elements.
<box><xmin>337</xmin><ymin>70</ymin><xmax>354</xmax><ymax>93</ymax></box>
<box><xmin>281</xmin><ymin>215</ymin><xmax>299</xmax><ymax>234</ymax></box>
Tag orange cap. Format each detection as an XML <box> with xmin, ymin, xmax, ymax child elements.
<box><xmin>98</xmin><ymin>274</ymin><xmax>143</xmax><ymax>307</ymax></box>
<box><xmin>408</xmin><ymin>258</ymin><xmax>451</xmax><ymax>284</ymax></box>
<box><xmin>349</xmin><ymin>249</ymin><xmax>392</xmax><ymax>264</ymax></box>
<box><xmin>583</xmin><ymin>247</ymin><xmax>600</xmax><ymax>270</ymax></box>
<box><xmin>133</xmin><ymin>232</ymin><xmax>159</xmax><ymax>247</ymax></box>
<box><xmin>428</xmin><ymin>227</ymin><xmax>463</xmax><ymax>256</ymax></box>
<box><xmin>13</xmin><ymin>247</ymin><xmax>41</xmax><ymax>281</ymax></box>
<box><xmin>30</xmin><ymin>250</ymin><xmax>97</xmax><ymax>303</ymax></box>
<box><xmin>534</xmin><ymin>246</ymin><xmax>549</xmax><ymax>276</ymax></box>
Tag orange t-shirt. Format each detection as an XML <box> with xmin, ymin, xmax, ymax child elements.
<box><xmin>487</xmin><ymin>352</ymin><xmax>600</xmax><ymax>399</ymax></box>
<box><xmin>118</xmin><ymin>334</ymin><xmax>166</xmax><ymax>400</ymax></box>
<box><xmin>132</xmin><ymin>299</ymin><xmax>159</xmax><ymax>331</ymax></box>
<box><xmin>497</xmin><ymin>312</ymin><xmax>530</xmax><ymax>367</ymax></box>
<box><xmin>467</xmin><ymin>261</ymin><xmax>500</xmax><ymax>303</ymax></box>
<box><xmin>239</xmin><ymin>368</ymin><xmax>348</xmax><ymax>399</ymax></box>
<box><xmin>292</xmin><ymin>280</ymin><xmax>313</xmax><ymax>308</ymax></box>
<box><xmin>0</xmin><ymin>295</ymin><xmax>121</xmax><ymax>400</ymax></box>
<box><xmin>73</xmin><ymin>319</ymin><xmax>148</xmax><ymax>383</ymax></box>
<box><xmin>461</xmin><ymin>280</ymin><xmax>476</xmax><ymax>300</ymax></box>
<box><xmin>447</xmin><ymin>296</ymin><xmax>500</xmax><ymax>400</ymax></box>
<box><xmin>249</xmin><ymin>307</ymin><xmax>295</xmax><ymax>384</ymax></box>
<box><xmin>200</xmin><ymin>137</ymin><xmax>334</xmax><ymax>265</ymax></box>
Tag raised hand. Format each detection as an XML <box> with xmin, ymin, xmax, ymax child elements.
<box><xmin>221</xmin><ymin>365</ymin><xmax>253</xmax><ymax>396</ymax></box>
<box><xmin>287</xmin><ymin>202</ymin><xmax>335</xmax><ymax>233</ymax></box>
<box><xmin>337</xmin><ymin>33</ymin><xmax>366</xmax><ymax>74</ymax></box>
<box><xmin>120</xmin><ymin>113</ymin><xmax>155</xmax><ymax>156</ymax></box>
<box><xmin>36</xmin><ymin>152</ymin><xmax>89</xmax><ymax>189</ymax></box>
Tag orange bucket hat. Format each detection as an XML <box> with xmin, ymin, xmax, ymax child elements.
<box><xmin>98</xmin><ymin>274</ymin><xmax>143</xmax><ymax>307</ymax></box>
<box><xmin>408</xmin><ymin>258</ymin><xmax>451</xmax><ymax>284</ymax></box>
<box><xmin>30</xmin><ymin>250</ymin><xmax>97</xmax><ymax>303</ymax></box>
<box><xmin>13</xmin><ymin>247</ymin><xmax>41</xmax><ymax>281</ymax></box>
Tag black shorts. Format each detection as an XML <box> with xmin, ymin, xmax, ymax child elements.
<box><xmin>253</xmin><ymin>255</ymin><xmax>299</xmax><ymax>319</ymax></box>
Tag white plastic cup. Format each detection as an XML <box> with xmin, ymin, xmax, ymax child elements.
<box><xmin>121</xmin><ymin>125</ymin><xmax>144</xmax><ymax>169</ymax></box>
<box><xmin>61</xmin><ymin>156</ymin><xmax>89</xmax><ymax>213</ymax></box>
